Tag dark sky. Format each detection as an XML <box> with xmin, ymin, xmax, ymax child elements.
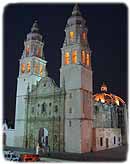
<box><xmin>3</xmin><ymin>3</ymin><xmax>128</xmax><ymax>127</ymax></box>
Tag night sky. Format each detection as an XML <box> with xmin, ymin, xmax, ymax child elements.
<box><xmin>4</xmin><ymin>3</ymin><xmax>128</xmax><ymax>127</ymax></box>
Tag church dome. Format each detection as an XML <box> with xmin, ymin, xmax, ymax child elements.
<box><xmin>26</xmin><ymin>20</ymin><xmax>42</xmax><ymax>41</ymax></box>
<box><xmin>66</xmin><ymin>4</ymin><xmax>86</xmax><ymax>27</ymax></box>
<box><xmin>93</xmin><ymin>83</ymin><xmax>125</xmax><ymax>106</ymax></box>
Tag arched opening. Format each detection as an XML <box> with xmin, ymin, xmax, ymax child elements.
<box><xmin>40</xmin><ymin>65</ymin><xmax>43</xmax><ymax>76</ymax></box>
<box><xmin>41</xmin><ymin>103</ymin><xmax>46</xmax><ymax>113</ymax></box>
<box><xmin>64</xmin><ymin>52</ymin><xmax>70</xmax><ymax>64</ymax></box>
<box><xmin>37</xmin><ymin>47</ymin><xmax>41</xmax><ymax>57</ymax></box>
<box><xmin>21</xmin><ymin>63</ymin><xmax>25</xmax><ymax>73</ymax></box>
<box><xmin>81</xmin><ymin>50</ymin><xmax>85</xmax><ymax>64</ymax></box>
<box><xmin>26</xmin><ymin>46</ymin><xmax>30</xmax><ymax>56</ymax></box>
<box><xmin>106</xmin><ymin>138</ymin><xmax>109</xmax><ymax>148</ymax></box>
<box><xmin>114</xmin><ymin>136</ymin><xmax>116</xmax><ymax>144</ymax></box>
<box><xmin>82</xmin><ymin>32</ymin><xmax>86</xmax><ymax>40</ymax></box>
<box><xmin>72</xmin><ymin>50</ymin><xmax>77</xmax><ymax>64</ymax></box>
<box><xmin>86</xmin><ymin>53</ymin><xmax>90</xmax><ymax>66</ymax></box>
<box><xmin>34</xmin><ymin>63</ymin><xmax>39</xmax><ymax>74</ymax></box>
<box><xmin>69</xmin><ymin>31</ymin><xmax>74</xmax><ymax>41</ymax></box>
<box><xmin>27</xmin><ymin>62</ymin><xmax>31</xmax><ymax>73</ymax></box>
<box><xmin>38</xmin><ymin>128</ymin><xmax>49</xmax><ymax>149</ymax></box>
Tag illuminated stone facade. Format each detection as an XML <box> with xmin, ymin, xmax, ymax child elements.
<box><xmin>60</xmin><ymin>4</ymin><xmax>93</xmax><ymax>153</ymax></box>
<box><xmin>25</xmin><ymin>77</ymin><xmax>65</xmax><ymax>151</ymax></box>
<box><xmin>93</xmin><ymin>84</ymin><xmax>127</xmax><ymax>147</ymax></box>
<box><xmin>4</xmin><ymin>4</ymin><xmax>127</xmax><ymax>153</ymax></box>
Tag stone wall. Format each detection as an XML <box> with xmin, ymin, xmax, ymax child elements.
<box><xmin>93</xmin><ymin>102</ymin><xmax>118</xmax><ymax>128</ymax></box>
<box><xmin>25</xmin><ymin>80</ymin><xmax>65</xmax><ymax>152</ymax></box>
<box><xmin>92</xmin><ymin>128</ymin><xmax>122</xmax><ymax>152</ymax></box>
<box><xmin>6</xmin><ymin>129</ymin><xmax>15</xmax><ymax>147</ymax></box>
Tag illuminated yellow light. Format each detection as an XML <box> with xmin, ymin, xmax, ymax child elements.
<box><xmin>27</xmin><ymin>62</ymin><xmax>31</xmax><ymax>73</ymax></box>
<box><xmin>101</xmin><ymin>98</ymin><xmax>105</xmax><ymax>103</ymax></box>
<box><xmin>69</xmin><ymin>32</ymin><xmax>74</xmax><ymax>41</ymax></box>
<box><xmin>101</xmin><ymin>86</ymin><xmax>107</xmax><ymax>92</ymax></box>
<box><xmin>26</xmin><ymin>46</ymin><xmax>30</xmax><ymax>56</ymax></box>
<box><xmin>115</xmin><ymin>99</ymin><xmax>119</xmax><ymax>106</ymax></box>
<box><xmin>101</xmin><ymin>83</ymin><xmax>107</xmax><ymax>92</ymax></box>
<box><xmin>72</xmin><ymin>51</ymin><xmax>77</xmax><ymax>64</ymax></box>
<box><xmin>21</xmin><ymin>63</ymin><xmax>25</xmax><ymax>73</ymax></box>
<box><xmin>37</xmin><ymin>48</ymin><xmax>41</xmax><ymax>57</ymax></box>
<box><xmin>40</xmin><ymin>65</ymin><xmax>43</xmax><ymax>76</ymax></box>
<box><xmin>115</xmin><ymin>96</ymin><xmax>125</xmax><ymax>104</ymax></box>
<box><xmin>35</xmin><ymin>64</ymin><xmax>39</xmax><ymax>74</ymax></box>
<box><xmin>64</xmin><ymin>52</ymin><xmax>70</xmax><ymax>64</ymax></box>
<box><xmin>81</xmin><ymin>50</ymin><xmax>85</xmax><ymax>64</ymax></box>
<box><xmin>94</xmin><ymin>92</ymin><xmax>125</xmax><ymax>106</ymax></box>
<box><xmin>86</xmin><ymin>53</ymin><xmax>90</xmax><ymax>66</ymax></box>
<box><xmin>82</xmin><ymin>32</ymin><xmax>86</xmax><ymax>40</ymax></box>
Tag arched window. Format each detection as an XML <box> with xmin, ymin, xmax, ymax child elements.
<box><xmin>27</xmin><ymin>62</ymin><xmax>31</xmax><ymax>73</ymax></box>
<box><xmin>55</xmin><ymin>105</ymin><xmax>58</xmax><ymax>113</ymax></box>
<box><xmin>40</xmin><ymin>65</ymin><xmax>43</xmax><ymax>76</ymax></box>
<box><xmin>114</xmin><ymin>136</ymin><xmax>116</xmax><ymax>144</ymax></box>
<box><xmin>69</xmin><ymin>120</ymin><xmax>72</xmax><ymax>127</ymax></box>
<box><xmin>54</xmin><ymin>135</ymin><xmax>57</xmax><ymax>142</ymax></box>
<box><xmin>49</xmin><ymin>102</ymin><xmax>52</xmax><ymax>107</ymax></box>
<box><xmin>100</xmin><ymin>137</ymin><xmax>103</xmax><ymax>146</ymax></box>
<box><xmin>26</xmin><ymin>46</ymin><xmax>30</xmax><ymax>56</ymax></box>
<box><xmin>34</xmin><ymin>64</ymin><xmax>39</xmax><ymax>74</ymax></box>
<box><xmin>69</xmin><ymin>31</ymin><xmax>74</xmax><ymax>41</ymax></box>
<box><xmin>37</xmin><ymin>47</ymin><xmax>41</xmax><ymax>57</ymax></box>
<box><xmin>82</xmin><ymin>32</ymin><xmax>86</xmax><ymax>40</ymax></box>
<box><xmin>69</xmin><ymin>93</ymin><xmax>72</xmax><ymax>99</ymax></box>
<box><xmin>72</xmin><ymin>51</ymin><xmax>77</xmax><ymax>64</ymax></box>
<box><xmin>32</xmin><ymin>107</ymin><xmax>34</xmax><ymax>113</ymax></box>
<box><xmin>41</xmin><ymin>103</ymin><xmax>46</xmax><ymax>113</ymax></box>
<box><xmin>21</xmin><ymin>63</ymin><xmax>25</xmax><ymax>73</ymax></box>
<box><xmin>86</xmin><ymin>53</ymin><xmax>90</xmax><ymax>66</ymax></box>
<box><xmin>64</xmin><ymin>52</ymin><xmax>70</xmax><ymax>64</ymax></box>
<box><xmin>69</xmin><ymin>108</ymin><xmax>72</xmax><ymax>113</ymax></box>
<box><xmin>81</xmin><ymin>50</ymin><xmax>85</xmax><ymax>64</ymax></box>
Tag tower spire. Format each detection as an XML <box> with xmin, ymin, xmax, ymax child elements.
<box><xmin>31</xmin><ymin>20</ymin><xmax>39</xmax><ymax>33</ymax></box>
<box><xmin>26</xmin><ymin>20</ymin><xmax>42</xmax><ymax>42</ymax></box>
<box><xmin>72</xmin><ymin>4</ymin><xmax>81</xmax><ymax>16</ymax></box>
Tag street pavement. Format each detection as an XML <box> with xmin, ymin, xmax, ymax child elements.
<box><xmin>4</xmin><ymin>145</ymin><xmax>128</xmax><ymax>162</ymax></box>
<box><xmin>40</xmin><ymin>157</ymin><xmax>72</xmax><ymax>162</ymax></box>
<box><xmin>41</xmin><ymin>145</ymin><xmax>128</xmax><ymax>162</ymax></box>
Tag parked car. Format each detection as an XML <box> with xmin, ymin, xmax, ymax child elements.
<box><xmin>20</xmin><ymin>154</ymin><xmax>40</xmax><ymax>162</ymax></box>
<box><xmin>4</xmin><ymin>151</ymin><xmax>20</xmax><ymax>161</ymax></box>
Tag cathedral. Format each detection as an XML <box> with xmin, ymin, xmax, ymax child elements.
<box><xmin>3</xmin><ymin>4</ymin><xmax>127</xmax><ymax>153</ymax></box>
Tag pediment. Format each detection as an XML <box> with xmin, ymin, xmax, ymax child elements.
<box><xmin>30</xmin><ymin>77</ymin><xmax>60</xmax><ymax>97</ymax></box>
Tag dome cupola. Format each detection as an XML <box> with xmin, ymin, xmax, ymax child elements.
<box><xmin>94</xmin><ymin>83</ymin><xmax>125</xmax><ymax>106</ymax></box>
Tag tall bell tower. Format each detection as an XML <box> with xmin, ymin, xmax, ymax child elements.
<box><xmin>15</xmin><ymin>21</ymin><xmax>47</xmax><ymax>147</ymax></box>
<box><xmin>60</xmin><ymin>4</ymin><xmax>93</xmax><ymax>153</ymax></box>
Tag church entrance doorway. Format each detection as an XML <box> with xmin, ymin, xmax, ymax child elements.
<box><xmin>38</xmin><ymin>128</ymin><xmax>49</xmax><ymax>152</ymax></box>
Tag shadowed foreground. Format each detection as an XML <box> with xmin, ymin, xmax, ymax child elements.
<box><xmin>4</xmin><ymin>145</ymin><xmax>128</xmax><ymax>162</ymax></box>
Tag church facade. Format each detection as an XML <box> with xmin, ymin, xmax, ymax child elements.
<box><xmin>3</xmin><ymin>4</ymin><xmax>127</xmax><ymax>153</ymax></box>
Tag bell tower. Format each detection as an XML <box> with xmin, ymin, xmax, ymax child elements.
<box><xmin>15</xmin><ymin>21</ymin><xmax>47</xmax><ymax>147</ymax></box>
<box><xmin>60</xmin><ymin>5</ymin><xmax>93</xmax><ymax>153</ymax></box>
